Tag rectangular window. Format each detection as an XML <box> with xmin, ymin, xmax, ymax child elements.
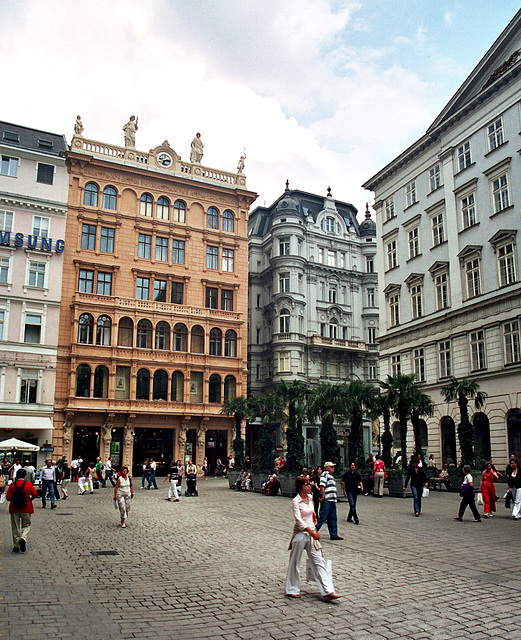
<box><xmin>327</xmin><ymin>250</ymin><xmax>336</xmax><ymax>266</ymax></box>
<box><xmin>297</xmin><ymin>238</ymin><xmax>303</xmax><ymax>256</ymax></box>
<box><xmin>384</xmin><ymin>196</ymin><xmax>395</xmax><ymax>221</ymax></box>
<box><xmin>461</xmin><ymin>193</ymin><xmax>476</xmax><ymax>229</ymax></box>
<box><xmin>279</xmin><ymin>351</ymin><xmax>291</xmax><ymax>373</ymax></box>
<box><xmin>206</xmin><ymin>287</ymin><xmax>218</xmax><ymax>309</ymax></box>
<box><xmin>81</xmin><ymin>224</ymin><xmax>96</xmax><ymax>250</ymax></box>
<box><xmin>408</xmin><ymin>227</ymin><xmax>420</xmax><ymax>259</ymax></box>
<box><xmin>367</xmin><ymin>288</ymin><xmax>375</xmax><ymax>307</ymax></box>
<box><xmin>432</xmin><ymin>213</ymin><xmax>445</xmax><ymax>246</ymax></box>
<box><xmin>368</xmin><ymin>327</ymin><xmax>377</xmax><ymax>344</ymax></box>
<box><xmin>435</xmin><ymin>272</ymin><xmax>449</xmax><ymax>310</ymax></box>
<box><xmin>138</xmin><ymin>233</ymin><xmax>151</xmax><ymax>259</ymax></box>
<box><xmin>154</xmin><ymin>279</ymin><xmax>167</xmax><ymax>302</ymax></box>
<box><xmin>498</xmin><ymin>243</ymin><xmax>516</xmax><ymax>286</ymax></box>
<box><xmin>136</xmin><ymin>277</ymin><xmax>149</xmax><ymax>300</ymax></box>
<box><xmin>405</xmin><ymin>180</ymin><xmax>417</xmax><ymax>207</ymax></box>
<box><xmin>391</xmin><ymin>354</ymin><xmax>401</xmax><ymax>377</ymax></box>
<box><xmin>97</xmin><ymin>272</ymin><xmax>112</xmax><ymax>296</ymax></box>
<box><xmin>33</xmin><ymin>216</ymin><xmax>49</xmax><ymax>238</ymax></box>
<box><xmin>20</xmin><ymin>371</ymin><xmax>38</xmax><ymax>403</ymax></box>
<box><xmin>439</xmin><ymin>341</ymin><xmax>451</xmax><ymax>378</ymax></box>
<box><xmin>326</xmin><ymin>217</ymin><xmax>335</xmax><ymax>233</ymax></box>
<box><xmin>470</xmin><ymin>330</ymin><xmax>486</xmax><ymax>371</ymax></box>
<box><xmin>387</xmin><ymin>240</ymin><xmax>397</xmax><ymax>270</ymax></box>
<box><xmin>413</xmin><ymin>348</ymin><xmax>425</xmax><ymax>382</ymax></box>
<box><xmin>457</xmin><ymin>141</ymin><xmax>472</xmax><ymax>171</ymax></box>
<box><xmin>368</xmin><ymin>363</ymin><xmax>377</xmax><ymax>380</ymax></box>
<box><xmin>190</xmin><ymin>372</ymin><xmax>203</xmax><ymax>403</ymax></box>
<box><xmin>487</xmin><ymin>117</ymin><xmax>503</xmax><ymax>151</ymax></box>
<box><xmin>279</xmin><ymin>272</ymin><xmax>290</xmax><ymax>293</ymax></box>
<box><xmin>100</xmin><ymin>227</ymin><xmax>115</xmax><ymax>253</ymax></box>
<box><xmin>504</xmin><ymin>321</ymin><xmax>521</xmax><ymax>364</ymax></box>
<box><xmin>492</xmin><ymin>173</ymin><xmax>510</xmax><ymax>213</ymax></box>
<box><xmin>206</xmin><ymin>245</ymin><xmax>218</xmax><ymax>269</ymax></box>
<box><xmin>115</xmin><ymin>366</ymin><xmax>130</xmax><ymax>399</ymax></box>
<box><xmin>465</xmin><ymin>258</ymin><xmax>481</xmax><ymax>298</ymax></box>
<box><xmin>298</xmin><ymin>273</ymin><xmax>303</xmax><ymax>292</ymax></box>
<box><xmin>429</xmin><ymin>164</ymin><xmax>441</xmax><ymax>191</ymax></box>
<box><xmin>0</xmin><ymin>155</ymin><xmax>18</xmax><ymax>177</ymax></box>
<box><xmin>0</xmin><ymin>210</ymin><xmax>14</xmax><ymax>232</ymax></box>
<box><xmin>328</xmin><ymin>288</ymin><xmax>337</xmax><ymax>303</ymax></box>
<box><xmin>222</xmin><ymin>248</ymin><xmax>234</xmax><ymax>272</ymax></box>
<box><xmin>339</xmin><ymin>253</ymin><xmax>345</xmax><ymax>269</ymax></box>
<box><xmin>36</xmin><ymin>163</ymin><xmax>54</xmax><ymax>184</ymax></box>
<box><xmin>28</xmin><ymin>261</ymin><xmax>46</xmax><ymax>288</ymax></box>
<box><xmin>24</xmin><ymin>314</ymin><xmax>41</xmax><ymax>344</ymax></box>
<box><xmin>171</xmin><ymin>282</ymin><xmax>184</xmax><ymax>305</ymax></box>
<box><xmin>0</xmin><ymin>310</ymin><xmax>4</xmax><ymax>340</ymax></box>
<box><xmin>279</xmin><ymin>237</ymin><xmax>290</xmax><ymax>255</ymax></box>
<box><xmin>78</xmin><ymin>268</ymin><xmax>94</xmax><ymax>293</ymax></box>
<box><xmin>389</xmin><ymin>294</ymin><xmax>400</xmax><ymax>327</ymax></box>
<box><xmin>0</xmin><ymin>256</ymin><xmax>9</xmax><ymax>283</ymax></box>
<box><xmin>318</xmin><ymin>248</ymin><xmax>324</xmax><ymax>263</ymax></box>
<box><xmin>221</xmin><ymin>289</ymin><xmax>233</xmax><ymax>311</ymax></box>
<box><xmin>411</xmin><ymin>284</ymin><xmax>423</xmax><ymax>319</ymax></box>
<box><xmin>366</xmin><ymin>256</ymin><xmax>374</xmax><ymax>273</ymax></box>
<box><xmin>172</xmin><ymin>240</ymin><xmax>185</xmax><ymax>264</ymax></box>
<box><xmin>155</xmin><ymin>237</ymin><xmax>168</xmax><ymax>262</ymax></box>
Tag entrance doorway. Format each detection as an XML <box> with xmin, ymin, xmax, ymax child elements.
<box><xmin>507</xmin><ymin>408</ymin><xmax>521</xmax><ymax>457</ymax></box>
<box><xmin>441</xmin><ymin>416</ymin><xmax>457</xmax><ymax>465</ymax></box>
<box><xmin>73</xmin><ymin>426</ymin><xmax>100</xmax><ymax>465</ymax></box>
<box><xmin>205</xmin><ymin>429</ymin><xmax>228</xmax><ymax>475</ymax></box>
<box><xmin>473</xmin><ymin>412</ymin><xmax>491</xmax><ymax>466</ymax></box>
<box><xmin>133</xmin><ymin>428</ymin><xmax>175</xmax><ymax>477</ymax></box>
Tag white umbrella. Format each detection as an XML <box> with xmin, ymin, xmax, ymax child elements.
<box><xmin>0</xmin><ymin>437</ymin><xmax>40</xmax><ymax>451</ymax></box>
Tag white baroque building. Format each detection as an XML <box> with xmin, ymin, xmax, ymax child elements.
<box><xmin>248</xmin><ymin>184</ymin><xmax>378</xmax><ymax>466</ymax></box>
<box><xmin>363</xmin><ymin>10</ymin><xmax>521</xmax><ymax>467</ymax></box>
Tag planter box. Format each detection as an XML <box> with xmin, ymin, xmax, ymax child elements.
<box><xmin>252</xmin><ymin>473</ymin><xmax>268</xmax><ymax>493</ymax></box>
<box><xmin>228</xmin><ymin>471</ymin><xmax>239</xmax><ymax>489</ymax></box>
<box><xmin>387</xmin><ymin>474</ymin><xmax>412</xmax><ymax>498</ymax></box>
<box><xmin>279</xmin><ymin>475</ymin><xmax>297</xmax><ymax>497</ymax></box>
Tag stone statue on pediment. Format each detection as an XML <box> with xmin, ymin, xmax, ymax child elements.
<box><xmin>190</xmin><ymin>133</ymin><xmax>204</xmax><ymax>163</ymax></box>
<box><xmin>237</xmin><ymin>152</ymin><xmax>246</xmax><ymax>174</ymax></box>
<box><xmin>123</xmin><ymin>115</ymin><xmax>138</xmax><ymax>148</ymax></box>
<box><xmin>74</xmin><ymin>115</ymin><xmax>84</xmax><ymax>136</ymax></box>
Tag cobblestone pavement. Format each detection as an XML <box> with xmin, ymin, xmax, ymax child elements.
<box><xmin>1</xmin><ymin>478</ymin><xmax>520</xmax><ymax>640</ymax></box>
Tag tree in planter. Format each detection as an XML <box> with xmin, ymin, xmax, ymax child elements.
<box><xmin>409</xmin><ymin>387</ymin><xmax>434</xmax><ymax>464</ymax></box>
<box><xmin>346</xmin><ymin>380</ymin><xmax>375</xmax><ymax>468</ymax></box>
<box><xmin>221</xmin><ymin>395</ymin><xmax>252</xmax><ymax>472</ymax></box>
<box><xmin>380</xmin><ymin>374</ymin><xmax>418</xmax><ymax>470</ymax></box>
<box><xmin>441</xmin><ymin>377</ymin><xmax>487</xmax><ymax>467</ymax></box>
<box><xmin>276</xmin><ymin>380</ymin><xmax>308</xmax><ymax>474</ymax></box>
<box><xmin>307</xmin><ymin>383</ymin><xmax>344</xmax><ymax>465</ymax></box>
<box><xmin>250</xmin><ymin>393</ymin><xmax>278</xmax><ymax>473</ymax></box>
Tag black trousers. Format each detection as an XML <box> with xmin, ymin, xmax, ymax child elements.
<box><xmin>458</xmin><ymin>494</ymin><xmax>481</xmax><ymax>520</ymax></box>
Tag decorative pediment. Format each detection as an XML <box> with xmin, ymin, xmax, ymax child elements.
<box><xmin>383</xmin><ymin>282</ymin><xmax>401</xmax><ymax>296</ymax></box>
<box><xmin>428</xmin><ymin>261</ymin><xmax>449</xmax><ymax>275</ymax></box>
<box><xmin>404</xmin><ymin>273</ymin><xmax>424</xmax><ymax>287</ymax></box>
<box><xmin>457</xmin><ymin>244</ymin><xmax>482</xmax><ymax>264</ymax></box>
<box><xmin>489</xmin><ymin>229</ymin><xmax>517</xmax><ymax>248</ymax></box>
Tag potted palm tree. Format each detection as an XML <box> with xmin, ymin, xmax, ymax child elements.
<box><xmin>221</xmin><ymin>395</ymin><xmax>252</xmax><ymax>489</ymax></box>
<box><xmin>277</xmin><ymin>381</ymin><xmax>307</xmax><ymax>496</ymax></box>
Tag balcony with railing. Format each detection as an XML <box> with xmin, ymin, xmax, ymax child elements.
<box><xmin>308</xmin><ymin>335</ymin><xmax>367</xmax><ymax>351</ymax></box>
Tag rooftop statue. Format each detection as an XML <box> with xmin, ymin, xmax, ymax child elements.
<box><xmin>123</xmin><ymin>115</ymin><xmax>138</xmax><ymax>148</ymax></box>
<box><xmin>74</xmin><ymin>115</ymin><xmax>84</xmax><ymax>136</ymax></box>
<box><xmin>237</xmin><ymin>152</ymin><xmax>246</xmax><ymax>174</ymax></box>
<box><xmin>190</xmin><ymin>132</ymin><xmax>204</xmax><ymax>163</ymax></box>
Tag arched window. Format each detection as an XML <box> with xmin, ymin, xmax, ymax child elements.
<box><xmin>173</xmin><ymin>323</ymin><xmax>187</xmax><ymax>352</ymax></box>
<box><xmin>224</xmin><ymin>375</ymin><xmax>236</xmax><ymax>402</ymax></box>
<box><xmin>75</xmin><ymin>364</ymin><xmax>91</xmax><ymax>397</ymax></box>
<box><xmin>279</xmin><ymin>309</ymin><xmax>290</xmax><ymax>333</ymax></box>
<box><xmin>473</xmin><ymin>412</ymin><xmax>491</xmax><ymax>463</ymax></box>
<box><xmin>153</xmin><ymin>370</ymin><xmax>168</xmax><ymax>401</ymax></box>
<box><xmin>171</xmin><ymin>371</ymin><xmax>184</xmax><ymax>402</ymax></box>
<box><xmin>136</xmin><ymin>368</ymin><xmax>150</xmax><ymax>400</ymax></box>
<box><xmin>224</xmin><ymin>329</ymin><xmax>237</xmax><ymax>357</ymax></box>
<box><xmin>96</xmin><ymin>315</ymin><xmax>111</xmax><ymax>346</ymax></box>
<box><xmin>418</xmin><ymin>419</ymin><xmax>428</xmax><ymax>449</ymax></box>
<box><xmin>137</xmin><ymin>319</ymin><xmax>153</xmax><ymax>349</ymax></box>
<box><xmin>191</xmin><ymin>325</ymin><xmax>205</xmax><ymax>353</ymax></box>
<box><xmin>209</xmin><ymin>373</ymin><xmax>221</xmax><ymax>403</ymax></box>
<box><xmin>93</xmin><ymin>365</ymin><xmax>109</xmax><ymax>398</ymax></box>
<box><xmin>441</xmin><ymin>416</ymin><xmax>457</xmax><ymax>465</ymax></box>
<box><xmin>78</xmin><ymin>313</ymin><xmax>94</xmax><ymax>344</ymax></box>
<box><xmin>207</xmin><ymin>206</ymin><xmax>219</xmax><ymax>229</ymax></box>
<box><xmin>157</xmin><ymin>196</ymin><xmax>169</xmax><ymax>220</ymax></box>
<box><xmin>117</xmin><ymin>317</ymin><xmax>133</xmax><ymax>347</ymax></box>
<box><xmin>155</xmin><ymin>321</ymin><xmax>170</xmax><ymax>350</ymax></box>
<box><xmin>507</xmin><ymin>408</ymin><xmax>521</xmax><ymax>458</ymax></box>
<box><xmin>392</xmin><ymin>422</ymin><xmax>401</xmax><ymax>450</ymax></box>
<box><xmin>329</xmin><ymin>318</ymin><xmax>338</xmax><ymax>339</ymax></box>
<box><xmin>103</xmin><ymin>186</ymin><xmax>117</xmax><ymax>210</ymax></box>
<box><xmin>222</xmin><ymin>210</ymin><xmax>234</xmax><ymax>233</ymax></box>
<box><xmin>173</xmin><ymin>200</ymin><xmax>186</xmax><ymax>223</ymax></box>
<box><xmin>84</xmin><ymin>182</ymin><xmax>99</xmax><ymax>207</ymax></box>
<box><xmin>209</xmin><ymin>328</ymin><xmax>222</xmax><ymax>356</ymax></box>
<box><xmin>140</xmin><ymin>193</ymin><xmax>153</xmax><ymax>217</ymax></box>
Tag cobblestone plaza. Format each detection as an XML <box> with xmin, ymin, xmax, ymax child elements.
<box><xmin>2</xmin><ymin>480</ymin><xmax>520</xmax><ymax>640</ymax></box>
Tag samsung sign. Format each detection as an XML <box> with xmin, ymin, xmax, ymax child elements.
<box><xmin>0</xmin><ymin>232</ymin><xmax>65</xmax><ymax>253</ymax></box>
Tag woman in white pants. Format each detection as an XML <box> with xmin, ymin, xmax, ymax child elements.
<box><xmin>164</xmin><ymin>461</ymin><xmax>180</xmax><ymax>502</ymax></box>
<box><xmin>285</xmin><ymin>475</ymin><xmax>341</xmax><ymax>602</ymax></box>
<box><xmin>507</xmin><ymin>458</ymin><xmax>521</xmax><ymax>519</ymax></box>
<box><xmin>114</xmin><ymin>466</ymin><xmax>133</xmax><ymax>528</ymax></box>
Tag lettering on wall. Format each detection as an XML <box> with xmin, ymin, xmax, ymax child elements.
<box><xmin>0</xmin><ymin>232</ymin><xmax>65</xmax><ymax>253</ymax></box>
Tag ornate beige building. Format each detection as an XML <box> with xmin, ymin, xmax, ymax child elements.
<box><xmin>54</xmin><ymin>124</ymin><xmax>256</xmax><ymax>474</ymax></box>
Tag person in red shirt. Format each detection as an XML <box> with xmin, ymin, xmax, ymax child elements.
<box><xmin>373</xmin><ymin>455</ymin><xmax>386</xmax><ymax>497</ymax></box>
<box><xmin>6</xmin><ymin>468</ymin><xmax>38</xmax><ymax>553</ymax></box>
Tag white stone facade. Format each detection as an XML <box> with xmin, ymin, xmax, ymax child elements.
<box><xmin>363</xmin><ymin>11</ymin><xmax>521</xmax><ymax>467</ymax></box>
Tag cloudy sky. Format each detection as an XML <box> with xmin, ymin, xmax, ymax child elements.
<box><xmin>1</xmin><ymin>0</ymin><xmax>519</xmax><ymax>216</ymax></box>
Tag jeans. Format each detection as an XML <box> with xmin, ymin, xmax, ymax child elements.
<box><xmin>41</xmin><ymin>480</ymin><xmax>55</xmax><ymax>506</ymax></box>
<box><xmin>411</xmin><ymin>485</ymin><xmax>422</xmax><ymax>514</ymax></box>
<box><xmin>316</xmin><ymin>500</ymin><xmax>338</xmax><ymax>538</ymax></box>
<box><xmin>104</xmin><ymin>470</ymin><xmax>116</xmax><ymax>487</ymax></box>
<box><xmin>346</xmin><ymin>491</ymin><xmax>359</xmax><ymax>522</ymax></box>
<box><xmin>147</xmin><ymin>471</ymin><xmax>158</xmax><ymax>489</ymax></box>
<box><xmin>141</xmin><ymin>472</ymin><xmax>150</xmax><ymax>488</ymax></box>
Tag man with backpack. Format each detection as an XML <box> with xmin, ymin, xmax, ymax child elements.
<box><xmin>6</xmin><ymin>468</ymin><xmax>38</xmax><ymax>553</ymax></box>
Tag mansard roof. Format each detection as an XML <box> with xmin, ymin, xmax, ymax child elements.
<box><xmin>0</xmin><ymin>120</ymin><xmax>67</xmax><ymax>156</ymax></box>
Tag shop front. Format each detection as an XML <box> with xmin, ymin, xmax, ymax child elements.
<box><xmin>205</xmin><ymin>429</ymin><xmax>228</xmax><ymax>475</ymax></box>
<box><xmin>132</xmin><ymin>428</ymin><xmax>175</xmax><ymax>477</ymax></box>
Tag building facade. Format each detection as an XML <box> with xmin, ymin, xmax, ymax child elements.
<box><xmin>248</xmin><ymin>185</ymin><xmax>378</xmax><ymax>466</ymax></box>
<box><xmin>363</xmin><ymin>10</ymin><xmax>521</xmax><ymax>467</ymax></box>
<box><xmin>0</xmin><ymin>121</ymin><xmax>68</xmax><ymax>464</ymax></box>
<box><xmin>54</xmin><ymin>126</ymin><xmax>256</xmax><ymax>474</ymax></box>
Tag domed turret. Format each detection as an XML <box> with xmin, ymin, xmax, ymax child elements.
<box><xmin>359</xmin><ymin>203</ymin><xmax>376</xmax><ymax>237</ymax></box>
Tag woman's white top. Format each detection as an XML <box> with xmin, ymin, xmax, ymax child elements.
<box><xmin>292</xmin><ymin>494</ymin><xmax>314</xmax><ymax>531</ymax></box>
<box><xmin>117</xmin><ymin>476</ymin><xmax>131</xmax><ymax>497</ymax></box>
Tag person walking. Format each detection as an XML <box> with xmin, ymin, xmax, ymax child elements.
<box><xmin>40</xmin><ymin>459</ymin><xmax>57</xmax><ymax>509</ymax></box>
<box><xmin>285</xmin><ymin>475</ymin><xmax>341</xmax><ymax>601</ymax></box>
<box><xmin>506</xmin><ymin>457</ymin><xmax>521</xmax><ymax>519</ymax></box>
<box><xmin>455</xmin><ymin>465</ymin><xmax>481</xmax><ymax>522</ymax></box>
<box><xmin>373</xmin><ymin>455</ymin><xmax>386</xmax><ymax>497</ymax></box>
<box><xmin>311</xmin><ymin>466</ymin><xmax>323</xmax><ymax>515</ymax></box>
<box><xmin>114</xmin><ymin>466</ymin><xmax>133</xmax><ymax>528</ymax></box>
<box><xmin>202</xmin><ymin>456</ymin><xmax>208</xmax><ymax>479</ymax></box>
<box><xmin>70</xmin><ymin>456</ymin><xmax>80</xmax><ymax>483</ymax></box>
<box><xmin>164</xmin><ymin>460</ymin><xmax>180</xmax><ymax>502</ymax></box>
<box><xmin>104</xmin><ymin>456</ymin><xmax>116</xmax><ymax>487</ymax></box>
<box><xmin>147</xmin><ymin>458</ymin><xmax>158</xmax><ymax>489</ymax></box>
<box><xmin>22</xmin><ymin>459</ymin><xmax>36</xmax><ymax>485</ymax></box>
<box><xmin>479</xmin><ymin>461</ymin><xmax>499</xmax><ymax>518</ymax></box>
<box><xmin>342</xmin><ymin>462</ymin><xmax>363</xmax><ymax>525</ymax></box>
<box><xmin>85</xmin><ymin>462</ymin><xmax>96</xmax><ymax>494</ymax></box>
<box><xmin>7</xmin><ymin>469</ymin><xmax>38</xmax><ymax>553</ymax></box>
<box><xmin>95</xmin><ymin>457</ymin><xmax>104</xmax><ymax>488</ymax></box>
<box><xmin>316</xmin><ymin>462</ymin><xmax>343</xmax><ymax>540</ymax></box>
<box><xmin>60</xmin><ymin>462</ymin><xmax>70</xmax><ymax>499</ymax></box>
<box><xmin>404</xmin><ymin>457</ymin><xmax>428</xmax><ymax>516</ymax></box>
<box><xmin>141</xmin><ymin>459</ymin><xmax>150</xmax><ymax>489</ymax></box>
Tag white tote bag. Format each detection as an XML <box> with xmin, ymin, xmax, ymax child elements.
<box><xmin>422</xmin><ymin>487</ymin><xmax>429</xmax><ymax>498</ymax></box>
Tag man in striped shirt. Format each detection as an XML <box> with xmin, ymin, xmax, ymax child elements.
<box><xmin>316</xmin><ymin>462</ymin><xmax>343</xmax><ymax>540</ymax></box>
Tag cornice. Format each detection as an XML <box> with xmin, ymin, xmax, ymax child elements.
<box><xmin>0</xmin><ymin>190</ymin><xmax>67</xmax><ymax>215</ymax></box>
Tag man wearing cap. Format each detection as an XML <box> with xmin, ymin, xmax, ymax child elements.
<box><xmin>316</xmin><ymin>462</ymin><xmax>343</xmax><ymax>540</ymax></box>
